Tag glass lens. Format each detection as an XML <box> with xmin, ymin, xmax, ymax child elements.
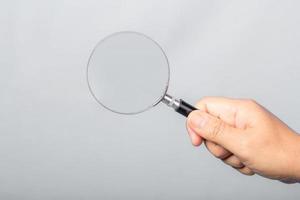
<box><xmin>87</xmin><ymin>32</ymin><xmax>170</xmax><ymax>114</ymax></box>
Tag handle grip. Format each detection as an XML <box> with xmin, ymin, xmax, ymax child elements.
<box><xmin>175</xmin><ymin>99</ymin><xmax>197</xmax><ymax>117</ymax></box>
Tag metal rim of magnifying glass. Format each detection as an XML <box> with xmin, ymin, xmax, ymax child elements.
<box><xmin>86</xmin><ymin>31</ymin><xmax>171</xmax><ymax>115</ymax></box>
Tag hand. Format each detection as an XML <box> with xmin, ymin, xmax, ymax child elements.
<box><xmin>186</xmin><ymin>97</ymin><xmax>300</xmax><ymax>183</ymax></box>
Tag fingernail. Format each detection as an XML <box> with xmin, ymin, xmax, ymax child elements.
<box><xmin>190</xmin><ymin>112</ymin><xmax>207</xmax><ymax>129</ymax></box>
<box><xmin>188</xmin><ymin>127</ymin><xmax>197</xmax><ymax>144</ymax></box>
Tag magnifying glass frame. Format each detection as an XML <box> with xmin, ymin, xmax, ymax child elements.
<box><xmin>87</xmin><ymin>31</ymin><xmax>196</xmax><ymax>117</ymax></box>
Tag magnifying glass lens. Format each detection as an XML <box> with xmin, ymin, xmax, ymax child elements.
<box><xmin>87</xmin><ymin>32</ymin><xmax>170</xmax><ymax>114</ymax></box>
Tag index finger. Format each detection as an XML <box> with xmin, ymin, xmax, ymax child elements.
<box><xmin>195</xmin><ymin>97</ymin><xmax>241</xmax><ymax>127</ymax></box>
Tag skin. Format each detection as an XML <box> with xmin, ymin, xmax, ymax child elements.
<box><xmin>186</xmin><ymin>97</ymin><xmax>300</xmax><ymax>183</ymax></box>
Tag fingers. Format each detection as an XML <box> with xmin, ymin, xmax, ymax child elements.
<box><xmin>196</xmin><ymin>97</ymin><xmax>260</xmax><ymax>129</ymax></box>
<box><xmin>235</xmin><ymin>166</ymin><xmax>255</xmax><ymax>176</ymax></box>
<box><xmin>204</xmin><ymin>141</ymin><xmax>254</xmax><ymax>175</ymax></box>
<box><xmin>223</xmin><ymin>155</ymin><xmax>244</xmax><ymax>168</ymax></box>
<box><xmin>186</xmin><ymin>125</ymin><xmax>203</xmax><ymax>146</ymax></box>
<box><xmin>186</xmin><ymin>97</ymin><xmax>257</xmax><ymax>177</ymax></box>
<box><xmin>187</xmin><ymin>110</ymin><xmax>243</xmax><ymax>154</ymax></box>
<box><xmin>205</xmin><ymin>141</ymin><xmax>231</xmax><ymax>159</ymax></box>
<box><xmin>195</xmin><ymin>97</ymin><xmax>240</xmax><ymax>127</ymax></box>
<box><xmin>205</xmin><ymin>141</ymin><xmax>244</xmax><ymax>169</ymax></box>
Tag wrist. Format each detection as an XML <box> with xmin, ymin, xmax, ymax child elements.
<box><xmin>290</xmin><ymin>133</ymin><xmax>300</xmax><ymax>181</ymax></box>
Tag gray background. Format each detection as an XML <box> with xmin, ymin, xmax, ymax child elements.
<box><xmin>1</xmin><ymin>0</ymin><xmax>299</xmax><ymax>199</ymax></box>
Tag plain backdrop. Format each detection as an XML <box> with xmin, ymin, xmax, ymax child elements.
<box><xmin>1</xmin><ymin>0</ymin><xmax>300</xmax><ymax>199</ymax></box>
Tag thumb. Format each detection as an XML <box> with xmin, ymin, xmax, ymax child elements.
<box><xmin>187</xmin><ymin>110</ymin><xmax>242</xmax><ymax>153</ymax></box>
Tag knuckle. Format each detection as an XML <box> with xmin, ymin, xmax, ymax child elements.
<box><xmin>236</xmin><ymin>167</ymin><xmax>255</xmax><ymax>176</ymax></box>
<box><xmin>244</xmin><ymin>99</ymin><xmax>258</xmax><ymax>107</ymax></box>
<box><xmin>228</xmin><ymin>158</ymin><xmax>244</xmax><ymax>168</ymax></box>
<box><xmin>223</xmin><ymin>155</ymin><xmax>244</xmax><ymax>168</ymax></box>
<box><xmin>206</xmin><ymin>141</ymin><xmax>230</xmax><ymax>159</ymax></box>
<box><xmin>249</xmin><ymin>172</ymin><xmax>255</xmax><ymax>176</ymax></box>
<box><xmin>214</xmin><ymin>148</ymin><xmax>228</xmax><ymax>159</ymax></box>
<box><xmin>245</xmin><ymin>169</ymin><xmax>255</xmax><ymax>176</ymax></box>
<box><xmin>235</xmin><ymin>162</ymin><xmax>245</xmax><ymax>168</ymax></box>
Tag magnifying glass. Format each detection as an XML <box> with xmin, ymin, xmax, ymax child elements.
<box><xmin>87</xmin><ymin>31</ymin><xmax>196</xmax><ymax>117</ymax></box>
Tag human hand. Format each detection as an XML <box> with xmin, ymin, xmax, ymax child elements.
<box><xmin>186</xmin><ymin>97</ymin><xmax>300</xmax><ymax>183</ymax></box>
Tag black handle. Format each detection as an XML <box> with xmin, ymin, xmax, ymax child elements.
<box><xmin>175</xmin><ymin>99</ymin><xmax>197</xmax><ymax>117</ymax></box>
